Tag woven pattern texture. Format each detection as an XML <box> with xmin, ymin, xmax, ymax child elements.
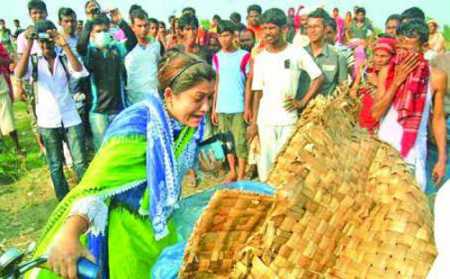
<box><xmin>180</xmin><ymin>90</ymin><xmax>436</xmax><ymax>279</ymax></box>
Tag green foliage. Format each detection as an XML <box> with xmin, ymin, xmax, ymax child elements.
<box><xmin>442</xmin><ymin>24</ymin><xmax>450</xmax><ymax>41</ymax></box>
<box><xmin>200</xmin><ymin>19</ymin><xmax>210</xmax><ymax>30</ymax></box>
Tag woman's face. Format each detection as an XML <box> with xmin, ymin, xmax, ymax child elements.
<box><xmin>373</xmin><ymin>49</ymin><xmax>392</xmax><ymax>69</ymax></box>
<box><xmin>165</xmin><ymin>80</ymin><xmax>214</xmax><ymax>127</ymax></box>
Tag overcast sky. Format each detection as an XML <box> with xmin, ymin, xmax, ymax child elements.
<box><xmin>2</xmin><ymin>0</ymin><xmax>449</xmax><ymax>30</ymax></box>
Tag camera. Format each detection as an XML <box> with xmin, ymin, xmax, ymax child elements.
<box><xmin>26</xmin><ymin>26</ymin><xmax>38</xmax><ymax>40</ymax></box>
<box><xmin>92</xmin><ymin>7</ymin><xmax>101</xmax><ymax>15</ymax></box>
<box><xmin>37</xmin><ymin>33</ymin><xmax>50</xmax><ymax>41</ymax></box>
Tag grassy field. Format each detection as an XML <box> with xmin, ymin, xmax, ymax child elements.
<box><xmin>0</xmin><ymin>101</ymin><xmax>58</xmax><ymax>252</ymax></box>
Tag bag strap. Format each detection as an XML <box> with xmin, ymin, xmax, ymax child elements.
<box><xmin>31</xmin><ymin>54</ymin><xmax>38</xmax><ymax>82</ymax></box>
<box><xmin>58</xmin><ymin>55</ymin><xmax>71</xmax><ymax>84</ymax></box>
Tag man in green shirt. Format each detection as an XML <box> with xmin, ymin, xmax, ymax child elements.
<box><xmin>0</xmin><ymin>19</ymin><xmax>14</xmax><ymax>55</ymax></box>
<box><xmin>297</xmin><ymin>9</ymin><xmax>348</xmax><ymax>99</ymax></box>
<box><xmin>349</xmin><ymin>7</ymin><xmax>374</xmax><ymax>40</ymax></box>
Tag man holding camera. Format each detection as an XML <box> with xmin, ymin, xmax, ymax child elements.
<box><xmin>77</xmin><ymin>5</ymin><xmax>137</xmax><ymax>151</ymax></box>
<box><xmin>15</xmin><ymin>20</ymin><xmax>89</xmax><ymax>201</ymax></box>
<box><xmin>14</xmin><ymin>0</ymin><xmax>48</xmax><ymax>153</ymax></box>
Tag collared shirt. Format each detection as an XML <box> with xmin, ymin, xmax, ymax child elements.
<box><xmin>125</xmin><ymin>39</ymin><xmax>161</xmax><ymax>104</ymax></box>
<box><xmin>298</xmin><ymin>43</ymin><xmax>348</xmax><ymax>98</ymax></box>
<box><xmin>252</xmin><ymin>44</ymin><xmax>322</xmax><ymax>126</ymax></box>
<box><xmin>23</xmin><ymin>53</ymin><xmax>89</xmax><ymax>128</ymax></box>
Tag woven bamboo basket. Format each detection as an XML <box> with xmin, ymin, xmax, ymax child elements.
<box><xmin>179</xmin><ymin>189</ymin><xmax>275</xmax><ymax>278</ymax></box>
<box><xmin>180</xmin><ymin>88</ymin><xmax>436</xmax><ymax>279</ymax></box>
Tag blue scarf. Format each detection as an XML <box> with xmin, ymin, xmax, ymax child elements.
<box><xmin>104</xmin><ymin>94</ymin><xmax>202</xmax><ymax>240</ymax></box>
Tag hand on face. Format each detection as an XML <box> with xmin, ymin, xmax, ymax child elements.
<box><xmin>393</xmin><ymin>52</ymin><xmax>419</xmax><ymax>87</ymax></box>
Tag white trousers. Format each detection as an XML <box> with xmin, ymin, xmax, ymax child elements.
<box><xmin>257</xmin><ymin>124</ymin><xmax>296</xmax><ymax>182</ymax></box>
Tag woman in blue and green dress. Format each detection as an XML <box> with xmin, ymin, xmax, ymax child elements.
<box><xmin>27</xmin><ymin>50</ymin><xmax>217</xmax><ymax>279</ymax></box>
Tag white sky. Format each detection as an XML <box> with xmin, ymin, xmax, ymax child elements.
<box><xmin>2</xmin><ymin>0</ymin><xmax>449</xmax><ymax>30</ymax></box>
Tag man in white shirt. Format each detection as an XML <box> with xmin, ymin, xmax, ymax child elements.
<box><xmin>16</xmin><ymin>0</ymin><xmax>47</xmax><ymax>56</ymax></box>
<box><xmin>15</xmin><ymin>20</ymin><xmax>89</xmax><ymax>200</ymax></box>
<box><xmin>125</xmin><ymin>8</ymin><xmax>161</xmax><ymax>105</ymax></box>
<box><xmin>58</xmin><ymin>7</ymin><xmax>88</xmax><ymax>118</ymax></box>
<box><xmin>15</xmin><ymin>0</ymin><xmax>48</xmax><ymax>153</ymax></box>
<box><xmin>249</xmin><ymin>8</ymin><xmax>323</xmax><ymax>182</ymax></box>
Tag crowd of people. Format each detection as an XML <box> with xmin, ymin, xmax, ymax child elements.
<box><xmin>0</xmin><ymin>1</ymin><xmax>448</xmax><ymax>199</ymax></box>
<box><xmin>0</xmin><ymin>0</ymin><xmax>448</xmax><ymax>278</ymax></box>
<box><xmin>0</xmin><ymin>1</ymin><xmax>448</xmax><ymax>196</ymax></box>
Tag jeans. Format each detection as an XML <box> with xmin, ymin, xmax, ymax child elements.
<box><xmin>40</xmin><ymin>124</ymin><xmax>87</xmax><ymax>200</ymax></box>
<box><xmin>89</xmin><ymin>112</ymin><xmax>117</xmax><ymax>151</ymax></box>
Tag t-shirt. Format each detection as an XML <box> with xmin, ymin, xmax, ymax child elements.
<box><xmin>252</xmin><ymin>44</ymin><xmax>322</xmax><ymax>126</ymax></box>
<box><xmin>212</xmin><ymin>49</ymin><xmax>250</xmax><ymax>113</ymax></box>
<box><xmin>248</xmin><ymin>25</ymin><xmax>264</xmax><ymax>44</ymax></box>
<box><xmin>292</xmin><ymin>31</ymin><xmax>310</xmax><ymax>48</ymax></box>
<box><xmin>125</xmin><ymin>40</ymin><xmax>161</xmax><ymax>104</ymax></box>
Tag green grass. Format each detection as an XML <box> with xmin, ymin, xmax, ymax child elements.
<box><xmin>0</xmin><ymin>101</ymin><xmax>57</xmax><ymax>252</ymax></box>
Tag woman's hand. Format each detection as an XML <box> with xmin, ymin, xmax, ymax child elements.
<box><xmin>47</xmin><ymin>216</ymin><xmax>94</xmax><ymax>279</ymax></box>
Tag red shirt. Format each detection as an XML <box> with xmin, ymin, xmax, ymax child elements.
<box><xmin>248</xmin><ymin>25</ymin><xmax>264</xmax><ymax>44</ymax></box>
<box><xmin>0</xmin><ymin>43</ymin><xmax>12</xmax><ymax>98</ymax></box>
